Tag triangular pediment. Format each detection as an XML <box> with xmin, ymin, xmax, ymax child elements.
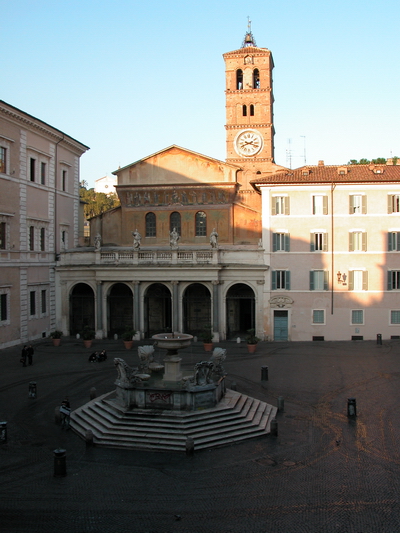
<box><xmin>113</xmin><ymin>145</ymin><xmax>240</xmax><ymax>186</ymax></box>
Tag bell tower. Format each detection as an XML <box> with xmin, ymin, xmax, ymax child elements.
<box><xmin>223</xmin><ymin>24</ymin><xmax>276</xmax><ymax>184</ymax></box>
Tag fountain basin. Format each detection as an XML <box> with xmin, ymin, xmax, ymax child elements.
<box><xmin>152</xmin><ymin>333</ymin><xmax>193</xmax><ymax>355</ymax></box>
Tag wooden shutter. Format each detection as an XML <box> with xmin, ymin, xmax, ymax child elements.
<box><xmin>388</xmin><ymin>232</ymin><xmax>393</xmax><ymax>252</ymax></box>
<box><xmin>310</xmin><ymin>233</ymin><xmax>315</xmax><ymax>252</ymax></box>
<box><xmin>349</xmin><ymin>195</ymin><xmax>354</xmax><ymax>214</ymax></box>
<box><xmin>272</xmin><ymin>233</ymin><xmax>277</xmax><ymax>252</ymax></box>
<box><xmin>362</xmin><ymin>271</ymin><xmax>368</xmax><ymax>291</ymax></box>
<box><xmin>271</xmin><ymin>198</ymin><xmax>276</xmax><ymax>216</ymax></box>
<box><xmin>348</xmin><ymin>271</ymin><xmax>354</xmax><ymax>291</ymax></box>
<box><xmin>310</xmin><ymin>271</ymin><xmax>314</xmax><ymax>290</ymax></box>
<box><xmin>286</xmin><ymin>271</ymin><xmax>291</xmax><ymax>290</ymax></box>
<box><xmin>271</xmin><ymin>271</ymin><xmax>277</xmax><ymax>290</ymax></box>
<box><xmin>388</xmin><ymin>271</ymin><xmax>393</xmax><ymax>290</ymax></box>
<box><xmin>323</xmin><ymin>233</ymin><xmax>328</xmax><ymax>251</ymax></box>
<box><xmin>362</xmin><ymin>232</ymin><xmax>367</xmax><ymax>251</ymax></box>
<box><xmin>284</xmin><ymin>196</ymin><xmax>290</xmax><ymax>215</ymax></box>
<box><xmin>349</xmin><ymin>232</ymin><xmax>354</xmax><ymax>252</ymax></box>
<box><xmin>388</xmin><ymin>195</ymin><xmax>393</xmax><ymax>214</ymax></box>
<box><xmin>284</xmin><ymin>233</ymin><xmax>290</xmax><ymax>252</ymax></box>
<box><xmin>362</xmin><ymin>195</ymin><xmax>367</xmax><ymax>214</ymax></box>
<box><xmin>323</xmin><ymin>195</ymin><xmax>328</xmax><ymax>215</ymax></box>
<box><xmin>323</xmin><ymin>271</ymin><xmax>329</xmax><ymax>291</ymax></box>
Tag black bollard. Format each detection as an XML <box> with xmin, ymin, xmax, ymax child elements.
<box><xmin>90</xmin><ymin>387</ymin><xmax>97</xmax><ymax>400</ymax></box>
<box><xmin>270</xmin><ymin>418</ymin><xmax>278</xmax><ymax>436</ymax></box>
<box><xmin>277</xmin><ymin>396</ymin><xmax>284</xmax><ymax>412</ymax></box>
<box><xmin>85</xmin><ymin>430</ymin><xmax>94</xmax><ymax>447</ymax></box>
<box><xmin>53</xmin><ymin>448</ymin><xmax>67</xmax><ymax>477</ymax></box>
<box><xmin>261</xmin><ymin>366</ymin><xmax>269</xmax><ymax>381</ymax></box>
<box><xmin>230</xmin><ymin>382</ymin><xmax>237</xmax><ymax>391</ymax></box>
<box><xmin>347</xmin><ymin>398</ymin><xmax>357</xmax><ymax>418</ymax></box>
<box><xmin>185</xmin><ymin>437</ymin><xmax>194</xmax><ymax>455</ymax></box>
<box><xmin>28</xmin><ymin>381</ymin><xmax>37</xmax><ymax>399</ymax></box>
<box><xmin>377</xmin><ymin>334</ymin><xmax>382</xmax><ymax>345</ymax></box>
<box><xmin>0</xmin><ymin>421</ymin><xmax>7</xmax><ymax>443</ymax></box>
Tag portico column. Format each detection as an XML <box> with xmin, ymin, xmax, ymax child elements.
<box><xmin>212</xmin><ymin>280</ymin><xmax>219</xmax><ymax>341</ymax></box>
<box><xmin>96</xmin><ymin>281</ymin><xmax>103</xmax><ymax>338</ymax></box>
<box><xmin>171</xmin><ymin>281</ymin><xmax>179</xmax><ymax>333</ymax></box>
<box><xmin>133</xmin><ymin>281</ymin><xmax>140</xmax><ymax>336</ymax></box>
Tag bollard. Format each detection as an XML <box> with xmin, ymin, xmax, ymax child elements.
<box><xmin>54</xmin><ymin>406</ymin><xmax>61</xmax><ymax>424</ymax></box>
<box><xmin>261</xmin><ymin>366</ymin><xmax>269</xmax><ymax>381</ymax></box>
<box><xmin>377</xmin><ymin>334</ymin><xmax>382</xmax><ymax>345</ymax></box>
<box><xmin>90</xmin><ymin>387</ymin><xmax>97</xmax><ymax>400</ymax></box>
<box><xmin>0</xmin><ymin>421</ymin><xmax>7</xmax><ymax>443</ymax></box>
<box><xmin>185</xmin><ymin>437</ymin><xmax>194</xmax><ymax>456</ymax></box>
<box><xmin>270</xmin><ymin>418</ymin><xmax>278</xmax><ymax>436</ymax></box>
<box><xmin>230</xmin><ymin>382</ymin><xmax>237</xmax><ymax>391</ymax></box>
<box><xmin>85</xmin><ymin>430</ymin><xmax>94</xmax><ymax>447</ymax></box>
<box><xmin>277</xmin><ymin>396</ymin><xmax>284</xmax><ymax>412</ymax></box>
<box><xmin>28</xmin><ymin>381</ymin><xmax>37</xmax><ymax>399</ymax></box>
<box><xmin>53</xmin><ymin>448</ymin><xmax>67</xmax><ymax>477</ymax></box>
<box><xmin>347</xmin><ymin>398</ymin><xmax>357</xmax><ymax>418</ymax></box>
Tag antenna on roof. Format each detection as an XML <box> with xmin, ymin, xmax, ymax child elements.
<box><xmin>286</xmin><ymin>139</ymin><xmax>292</xmax><ymax>169</ymax></box>
<box><xmin>301</xmin><ymin>135</ymin><xmax>307</xmax><ymax>166</ymax></box>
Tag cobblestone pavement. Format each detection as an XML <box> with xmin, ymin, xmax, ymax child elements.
<box><xmin>1</xmin><ymin>337</ymin><xmax>400</xmax><ymax>532</ymax></box>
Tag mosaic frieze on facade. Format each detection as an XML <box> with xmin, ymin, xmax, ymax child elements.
<box><xmin>121</xmin><ymin>187</ymin><xmax>235</xmax><ymax>208</ymax></box>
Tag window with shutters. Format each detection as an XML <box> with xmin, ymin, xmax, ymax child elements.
<box><xmin>388</xmin><ymin>195</ymin><xmax>400</xmax><ymax>213</ymax></box>
<box><xmin>271</xmin><ymin>270</ymin><xmax>290</xmax><ymax>290</ymax></box>
<box><xmin>272</xmin><ymin>232</ymin><xmax>290</xmax><ymax>252</ymax></box>
<box><xmin>310</xmin><ymin>270</ymin><xmax>329</xmax><ymax>291</ymax></box>
<box><xmin>272</xmin><ymin>196</ymin><xmax>289</xmax><ymax>215</ymax></box>
<box><xmin>349</xmin><ymin>231</ymin><xmax>367</xmax><ymax>251</ymax></box>
<box><xmin>312</xmin><ymin>195</ymin><xmax>328</xmax><ymax>215</ymax></box>
<box><xmin>387</xmin><ymin>271</ymin><xmax>400</xmax><ymax>290</ymax></box>
<box><xmin>348</xmin><ymin>270</ymin><xmax>368</xmax><ymax>291</ymax></box>
<box><xmin>388</xmin><ymin>232</ymin><xmax>400</xmax><ymax>251</ymax></box>
<box><xmin>349</xmin><ymin>194</ymin><xmax>366</xmax><ymax>214</ymax></box>
<box><xmin>310</xmin><ymin>232</ymin><xmax>327</xmax><ymax>251</ymax></box>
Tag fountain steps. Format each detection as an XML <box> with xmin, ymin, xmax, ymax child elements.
<box><xmin>70</xmin><ymin>389</ymin><xmax>277</xmax><ymax>452</ymax></box>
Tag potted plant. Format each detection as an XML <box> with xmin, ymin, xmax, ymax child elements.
<box><xmin>122</xmin><ymin>328</ymin><xmax>136</xmax><ymax>349</ymax></box>
<box><xmin>246</xmin><ymin>329</ymin><xmax>260</xmax><ymax>353</ymax></box>
<box><xmin>49</xmin><ymin>330</ymin><xmax>63</xmax><ymax>346</ymax></box>
<box><xmin>80</xmin><ymin>325</ymin><xmax>95</xmax><ymax>348</ymax></box>
<box><xmin>201</xmin><ymin>326</ymin><xmax>214</xmax><ymax>352</ymax></box>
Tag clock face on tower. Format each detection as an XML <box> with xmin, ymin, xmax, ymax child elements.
<box><xmin>234</xmin><ymin>129</ymin><xmax>263</xmax><ymax>157</ymax></box>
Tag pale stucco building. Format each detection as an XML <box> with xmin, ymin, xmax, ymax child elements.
<box><xmin>0</xmin><ymin>100</ymin><xmax>89</xmax><ymax>348</ymax></box>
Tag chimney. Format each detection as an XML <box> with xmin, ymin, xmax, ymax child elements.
<box><xmin>318</xmin><ymin>160</ymin><xmax>324</xmax><ymax>166</ymax></box>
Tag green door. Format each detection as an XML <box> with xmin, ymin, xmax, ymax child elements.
<box><xmin>274</xmin><ymin>310</ymin><xmax>288</xmax><ymax>341</ymax></box>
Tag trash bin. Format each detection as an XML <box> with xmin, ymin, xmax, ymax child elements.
<box><xmin>29</xmin><ymin>381</ymin><xmax>37</xmax><ymax>398</ymax></box>
<box><xmin>347</xmin><ymin>398</ymin><xmax>357</xmax><ymax>418</ymax></box>
<box><xmin>261</xmin><ymin>366</ymin><xmax>269</xmax><ymax>381</ymax></box>
<box><xmin>377</xmin><ymin>334</ymin><xmax>382</xmax><ymax>345</ymax></box>
<box><xmin>53</xmin><ymin>448</ymin><xmax>67</xmax><ymax>477</ymax></box>
<box><xmin>0</xmin><ymin>421</ymin><xmax>7</xmax><ymax>443</ymax></box>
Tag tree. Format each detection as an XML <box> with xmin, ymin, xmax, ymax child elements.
<box><xmin>79</xmin><ymin>183</ymin><xmax>120</xmax><ymax>219</ymax></box>
<box><xmin>347</xmin><ymin>157</ymin><xmax>399</xmax><ymax>165</ymax></box>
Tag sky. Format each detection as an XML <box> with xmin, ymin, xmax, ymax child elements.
<box><xmin>2</xmin><ymin>0</ymin><xmax>400</xmax><ymax>187</ymax></box>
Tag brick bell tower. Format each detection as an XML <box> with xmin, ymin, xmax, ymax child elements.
<box><xmin>223</xmin><ymin>23</ymin><xmax>277</xmax><ymax>188</ymax></box>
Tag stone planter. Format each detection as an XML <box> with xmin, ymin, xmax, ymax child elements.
<box><xmin>123</xmin><ymin>340</ymin><xmax>134</xmax><ymax>350</ymax></box>
<box><xmin>203</xmin><ymin>343</ymin><xmax>213</xmax><ymax>352</ymax></box>
<box><xmin>247</xmin><ymin>343</ymin><xmax>257</xmax><ymax>353</ymax></box>
<box><xmin>83</xmin><ymin>339</ymin><xmax>93</xmax><ymax>349</ymax></box>
<box><xmin>52</xmin><ymin>338</ymin><xmax>61</xmax><ymax>347</ymax></box>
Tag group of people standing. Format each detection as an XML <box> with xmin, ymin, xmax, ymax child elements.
<box><xmin>20</xmin><ymin>344</ymin><xmax>34</xmax><ymax>367</ymax></box>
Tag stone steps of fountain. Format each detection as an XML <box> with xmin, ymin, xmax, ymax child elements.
<box><xmin>70</xmin><ymin>389</ymin><xmax>277</xmax><ymax>452</ymax></box>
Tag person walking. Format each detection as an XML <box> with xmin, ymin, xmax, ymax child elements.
<box><xmin>60</xmin><ymin>397</ymin><xmax>71</xmax><ymax>429</ymax></box>
<box><xmin>27</xmin><ymin>344</ymin><xmax>34</xmax><ymax>366</ymax></box>
<box><xmin>20</xmin><ymin>345</ymin><xmax>28</xmax><ymax>367</ymax></box>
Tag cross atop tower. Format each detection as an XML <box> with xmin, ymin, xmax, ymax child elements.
<box><xmin>242</xmin><ymin>17</ymin><xmax>257</xmax><ymax>48</ymax></box>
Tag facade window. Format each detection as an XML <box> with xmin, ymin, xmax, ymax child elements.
<box><xmin>349</xmin><ymin>231</ymin><xmax>367</xmax><ymax>252</ymax></box>
<box><xmin>29</xmin><ymin>291</ymin><xmax>36</xmax><ymax>316</ymax></box>
<box><xmin>41</xmin><ymin>162</ymin><xmax>46</xmax><ymax>185</ymax></box>
<box><xmin>61</xmin><ymin>229</ymin><xmax>68</xmax><ymax>250</ymax></box>
<box><xmin>30</xmin><ymin>158</ymin><xmax>36</xmax><ymax>182</ymax></box>
<box><xmin>312</xmin><ymin>195</ymin><xmax>328</xmax><ymax>215</ymax></box>
<box><xmin>387</xmin><ymin>271</ymin><xmax>400</xmax><ymax>290</ymax></box>
<box><xmin>62</xmin><ymin>170</ymin><xmax>67</xmax><ymax>192</ymax></box>
<box><xmin>195</xmin><ymin>211</ymin><xmax>207</xmax><ymax>236</ymax></box>
<box><xmin>0</xmin><ymin>146</ymin><xmax>6</xmax><ymax>173</ymax></box>
<box><xmin>351</xmin><ymin>310</ymin><xmax>364</xmax><ymax>325</ymax></box>
<box><xmin>40</xmin><ymin>227</ymin><xmax>45</xmax><ymax>251</ymax></box>
<box><xmin>0</xmin><ymin>293</ymin><xmax>7</xmax><ymax>322</ymax></box>
<box><xmin>310</xmin><ymin>270</ymin><xmax>329</xmax><ymax>291</ymax></box>
<box><xmin>312</xmin><ymin>310</ymin><xmax>325</xmax><ymax>324</ymax></box>
<box><xmin>272</xmin><ymin>196</ymin><xmax>289</xmax><ymax>215</ymax></box>
<box><xmin>0</xmin><ymin>221</ymin><xmax>6</xmax><ymax>249</ymax></box>
<box><xmin>41</xmin><ymin>289</ymin><xmax>47</xmax><ymax>315</ymax></box>
<box><xmin>236</xmin><ymin>69</ymin><xmax>243</xmax><ymax>90</ymax></box>
<box><xmin>271</xmin><ymin>270</ymin><xmax>290</xmax><ymax>290</ymax></box>
<box><xmin>348</xmin><ymin>270</ymin><xmax>368</xmax><ymax>291</ymax></box>
<box><xmin>388</xmin><ymin>195</ymin><xmax>400</xmax><ymax>214</ymax></box>
<box><xmin>390</xmin><ymin>310</ymin><xmax>400</xmax><ymax>324</ymax></box>
<box><xmin>349</xmin><ymin>194</ymin><xmax>366</xmax><ymax>214</ymax></box>
<box><xmin>388</xmin><ymin>232</ymin><xmax>400</xmax><ymax>251</ymax></box>
<box><xmin>29</xmin><ymin>226</ymin><xmax>35</xmax><ymax>251</ymax></box>
<box><xmin>170</xmin><ymin>212</ymin><xmax>181</xmax><ymax>235</ymax></box>
<box><xmin>253</xmin><ymin>68</ymin><xmax>260</xmax><ymax>88</ymax></box>
<box><xmin>242</xmin><ymin>105</ymin><xmax>247</xmax><ymax>116</ymax></box>
<box><xmin>310</xmin><ymin>232</ymin><xmax>327</xmax><ymax>251</ymax></box>
<box><xmin>249</xmin><ymin>104</ymin><xmax>254</xmax><ymax>116</ymax></box>
<box><xmin>272</xmin><ymin>232</ymin><xmax>290</xmax><ymax>252</ymax></box>
<box><xmin>145</xmin><ymin>212</ymin><xmax>156</xmax><ymax>237</ymax></box>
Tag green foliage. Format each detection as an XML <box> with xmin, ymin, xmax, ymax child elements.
<box><xmin>201</xmin><ymin>326</ymin><xmax>214</xmax><ymax>343</ymax></box>
<box><xmin>79</xmin><ymin>183</ymin><xmax>120</xmax><ymax>219</ymax></box>
<box><xmin>246</xmin><ymin>329</ymin><xmax>260</xmax><ymax>344</ymax></box>
<box><xmin>49</xmin><ymin>330</ymin><xmax>63</xmax><ymax>339</ymax></box>
<box><xmin>347</xmin><ymin>157</ymin><xmax>398</xmax><ymax>165</ymax></box>
<box><xmin>122</xmin><ymin>328</ymin><xmax>136</xmax><ymax>341</ymax></box>
<box><xmin>80</xmin><ymin>325</ymin><xmax>95</xmax><ymax>340</ymax></box>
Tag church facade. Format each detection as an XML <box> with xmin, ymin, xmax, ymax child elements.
<box><xmin>56</xmin><ymin>28</ymin><xmax>400</xmax><ymax>342</ymax></box>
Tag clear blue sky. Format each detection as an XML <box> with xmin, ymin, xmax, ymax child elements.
<box><xmin>2</xmin><ymin>0</ymin><xmax>399</xmax><ymax>187</ymax></box>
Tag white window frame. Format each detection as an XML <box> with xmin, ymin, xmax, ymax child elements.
<box><xmin>312</xmin><ymin>195</ymin><xmax>328</xmax><ymax>215</ymax></box>
<box><xmin>390</xmin><ymin>310</ymin><xmax>400</xmax><ymax>325</ymax></box>
<box><xmin>312</xmin><ymin>309</ymin><xmax>325</xmax><ymax>324</ymax></box>
<box><xmin>351</xmin><ymin>309</ymin><xmax>364</xmax><ymax>325</ymax></box>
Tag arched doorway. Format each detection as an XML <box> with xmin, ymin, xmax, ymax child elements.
<box><xmin>69</xmin><ymin>283</ymin><xmax>95</xmax><ymax>335</ymax></box>
<box><xmin>226</xmin><ymin>283</ymin><xmax>255</xmax><ymax>339</ymax></box>
<box><xmin>183</xmin><ymin>283</ymin><xmax>211</xmax><ymax>336</ymax></box>
<box><xmin>144</xmin><ymin>283</ymin><xmax>172</xmax><ymax>337</ymax></box>
<box><xmin>108</xmin><ymin>283</ymin><xmax>133</xmax><ymax>337</ymax></box>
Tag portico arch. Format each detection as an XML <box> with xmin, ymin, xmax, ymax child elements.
<box><xmin>69</xmin><ymin>283</ymin><xmax>95</xmax><ymax>335</ymax></box>
<box><xmin>225</xmin><ymin>283</ymin><xmax>255</xmax><ymax>339</ymax></box>
<box><xmin>107</xmin><ymin>283</ymin><xmax>133</xmax><ymax>337</ymax></box>
<box><xmin>182</xmin><ymin>283</ymin><xmax>211</xmax><ymax>336</ymax></box>
<box><xmin>144</xmin><ymin>283</ymin><xmax>172</xmax><ymax>337</ymax></box>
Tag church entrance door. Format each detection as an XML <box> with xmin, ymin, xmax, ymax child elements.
<box><xmin>183</xmin><ymin>283</ymin><xmax>211</xmax><ymax>337</ymax></box>
<box><xmin>144</xmin><ymin>283</ymin><xmax>172</xmax><ymax>338</ymax></box>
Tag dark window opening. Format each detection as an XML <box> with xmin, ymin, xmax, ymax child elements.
<box><xmin>41</xmin><ymin>162</ymin><xmax>46</xmax><ymax>185</ymax></box>
<box><xmin>253</xmin><ymin>69</ymin><xmax>260</xmax><ymax>88</ymax></box>
<box><xmin>0</xmin><ymin>222</ymin><xmax>5</xmax><ymax>249</ymax></box>
<box><xmin>313</xmin><ymin>336</ymin><xmax>325</xmax><ymax>341</ymax></box>
<box><xmin>41</xmin><ymin>289</ymin><xmax>46</xmax><ymax>314</ymax></box>
<box><xmin>0</xmin><ymin>293</ymin><xmax>7</xmax><ymax>321</ymax></box>
<box><xmin>236</xmin><ymin>69</ymin><xmax>243</xmax><ymax>90</ymax></box>
<box><xmin>195</xmin><ymin>211</ymin><xmax>207</xmax><ymax>236</ymax></box>
<box><xmin>250</xmin><ymin>104</ymin><xmax>254</xmax><ymax>116</ymax></box>
<box><xmin>30</xmin><ymin>291</ymin><xmax>36</xmax><ymax>316</ymax></box>
<box><xmin>62</xmin><ymin>170</ymin><xmax>67</xmax><ymax>191</ymax></box>
<box><xmin>170</xmin><ymin>212</ymin><xmax>181</xmax><ymax>235</ymax></box>
<box><xmin>0</xmin><ymin>147</ymin><xmax>6</xmax><ymax>173</ymax></box>
<box><xmin>40</xmin><ymin>227</ymin><xmax>45</xmax><ymax>251</ymax></box>
<box><xmin>30</xmin><ymin>158</ymin><xmax>36</xmax><ymax>182</ymax></box>
<box><xmin>242</xmin><ymin>105</ymin><xmax>247</xmax><ymax>116</ymax></box>
<box><xmin>351</xmin><ymin>336</ymin><xmax>363</xmax><ymax>341</ymax></box>
<box><xmin>29</xmin><ymin>226</ymin><xmax>34</xmax><ymax>251</ymax></box>
<box><xmin>145</xmin><ymin>212</ymin><xmax>156</xmax><ymax>237</ymax></box>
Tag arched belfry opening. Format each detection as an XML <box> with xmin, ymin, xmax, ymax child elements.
<box><xmin>236</xmin><ymin>69</ymin><xmax>243</xmax><ymax>90</ymax></box>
